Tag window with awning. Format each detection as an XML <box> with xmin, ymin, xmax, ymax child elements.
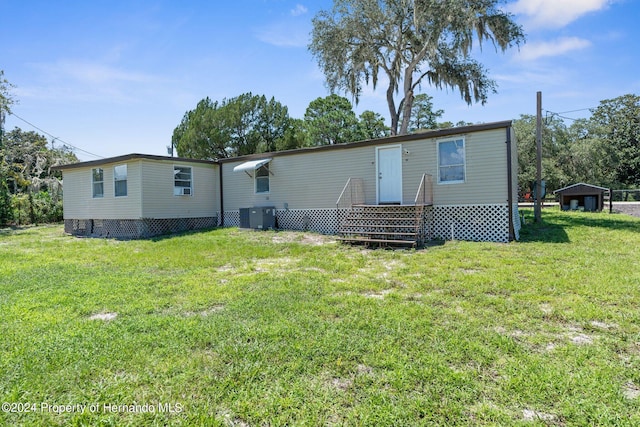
<box><xmin>232</xmin><ymin>158</ymin><xmax>272</xmax><ymax>174</ymax></box>
<box><xmin>233</xmin><ymin>159</ymin><xmax>272</xmax><ymax>194</ymax></box>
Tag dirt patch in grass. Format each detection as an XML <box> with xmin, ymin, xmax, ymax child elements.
<box><xmin>271</xmin><ymin>232</ymin><xmax>336</xmax><ymax>246</ymax></box>
<box><xmin>623</xmin><ymin>381</ymin><xmax>640</xmax><ymax>400</ymax></box>
<box><xmin>330</xmin><ymin>377</ymin><xmax>353</xmax><ymax>391</ymax></box>
<box><xmin>88</xmin><ymin>312</ymin><xmax>117</xmax><ymax>321</ymax></box>
<box><xmin>522</xmin><ymin>409</ymin><xmax>557</xmax><ymax>422</ymax></box>
<box><xmin>494</xmin><ymin>323</ymin><xmax>598</xmax><ymax>352</ymax></box>
<box><xmin>184</xmin><ymin>305</ymin><xmax>224</xmax><ymax>317</ymax></box>
<box><xmin>252</xmin><ymin>257</ymin><xmax>294</xmax><ymax>272</ymax></box>
<box><xmin>363</xmin><ymin>289</ymin><xmax>394</xmax><ymax>299</ymax></box>
<box><xmin>590</xmin><ymin>320</ymin><xmax>617</xmax><ymax>330</ymax></box>
<box><xmin>217</xmin><ymin>264</ymin><xmax>235</xmax><ymax>272</ymax></box>
<box><xmin>218</xmin><ymin>409</ymin><xmax>250</xmax><ymax>427</ymax></box>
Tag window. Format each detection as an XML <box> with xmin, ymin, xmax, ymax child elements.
<box><xmin>438</xmin><ymin>138</ymin><xmax>465</xmax><ymax>183</ymax></box>
<box><xmin>255</xmin><ymin>164</ymin><xmax>269</xmax><ymax>193</ymax></box>
<box><xmin>92</xmin><ymin>168</ymin><xmax>104</xmax><ymax>198</ymax></box>
<box><xmin>114</xmin><ymin>164</ymin><xmax>127</xmax><ymax>197</ymax></box>
<box><xmin>174</xmin><ymin>166</ymin><xmax>192</xmax><ymax>196</ymax></box>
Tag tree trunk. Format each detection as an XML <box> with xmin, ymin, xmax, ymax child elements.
<box><xmin>399</xmin><ymin>68</ymin><xmax>414</xmax><ymax>135</ymax></box>
<box><xmin>387</xmin><ymin>83</ymin><xmax>399</xmax><ymax>136</ymax></box>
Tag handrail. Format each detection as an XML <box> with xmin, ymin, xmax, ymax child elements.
<box><xmin>336</xmin><ymin>178</ymin><xmax>352</xmax><ymax>208</ymax></box>
<box><xmin>336</xmin><ymin>177</ymin><xmax>364</xmax><ymax>209</ymax></box>
<box><xmin>414</xmin><ymin>173</ymin><xmax>433</xmax><ymax>206</ymax></box>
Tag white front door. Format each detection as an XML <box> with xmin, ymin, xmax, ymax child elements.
<box><xmin>377</xmin><ymin>145</ymin><xmax>402</xmax><ymax>203</ymax></box>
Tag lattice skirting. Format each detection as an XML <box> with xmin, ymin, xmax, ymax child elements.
<box><xmin>512</xmin><ymin>203</ymin><xmax>521</xmax><ymax>241</ymax></box>
<box><xmin>430</xmin><ymin>204</ymin><xmax>510</xmax><ymax>242</ymax></box>
<box><xmin>64</xmin><ymin>217</ymin><xmax>217</xmax><ymax>239</ymax></box>
<box><xmin>224</xmin><ymin>209</ymin><xmax>340</xmax><ymax>234</ymax></box>
<box><xmin>225</xmin><ymin>204</ymin><xmax>515</xmax><ymax>242</ymax></box>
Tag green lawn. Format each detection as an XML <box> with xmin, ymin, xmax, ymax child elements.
<box><xmin>1</xmin><ymin>209</ymin><xmax>639</xmax><ymax>426</ymax></box>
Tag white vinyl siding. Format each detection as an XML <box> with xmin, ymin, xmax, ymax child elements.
<box><xmin>61</xmin><ymin>162</ymin><xmax>142</xmax><ymax>219</ymax></box>
<box><xmin>114</xmin><ymin>164</ymin><xmax>128</xmax><ymax>197</ymax></box>
<box><xmin>174</xmin><ymin>165</ymin><xmax>192</xmax><ymax>196</ymax></box>
<box><xmin>140</xmin><ymin>160</ymin><xmax>218</xmax><ymax>218</ymax></box>
<box><xmin>92</xmin><ymin>168</ymin><xmax>104</xmax><ymax>198</ymax></box>
<box><xmin>438</xmin><ymin>138</ymin><xmax>465</xmax><ymax>184</ymax></box>
<box><xmin>222</xmin><ymin>147</ymin><xmax>375</xmax><ymax>210</ymax></box>
<box><xmin>430</xmin><ymin>129</ymin><xmax>508</xmax><ymax>205</ymax></box>
<box><xmin>222</xmin><ymin>126</ymin><xmax>509</xmax><ymax>210</ymax></box>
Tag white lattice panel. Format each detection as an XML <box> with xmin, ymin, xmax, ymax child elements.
<box><xmin>223</xmin><ymin>204</ymin><xmax>512</xmax><ymax>243</ymax></box>
<box><xmin>431</xmin><ymin>204</ymin><xmax>510</xmax><ymax>242</ymax></box>
<box><xmin>512</xmin><ymin>204</ymin><xmax>521</xmax><ymax>241</ymax></box>
<box><xmin>224</xmin><ymin>211</ymin><xmax>240</xmax><ymax>227</ymax></box>
<box><xmin>277</xmin><ymin>209</ymin><xmax>338</xmax><ymax>234</ymax></box>
<box><xmin>224</xmin><ymin>209</ymin><xmax>339</xmax><ymax>234</ymax></box>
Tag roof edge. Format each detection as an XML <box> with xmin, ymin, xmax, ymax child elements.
<box><xmin>51</xmin><ymin>153</ymin><xmax>217</xmax><ymax>171</ymax></box>
<box><xmin>219</xmin><ymin>120</ymin><xmax>513</xmax><ymax>163</ymax></box>
<box><xmin>52</xmin><ymin>120</ymin><xmax>513</xmax><ymax>169</ymax></box>
<box><xmin>553</xmin><ymin>182</ymin><xmax>610</xmax><ymax>193</ymax></box>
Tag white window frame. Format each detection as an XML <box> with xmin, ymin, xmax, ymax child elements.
<box><xmin>114</xmin><ymin>164</ymin><xmax>128</xmax><ymax>197</ymax></box>
<box><xmin>173</xmin><ymin>165</ymin><xmax>193</xmax><ymax>196</ymax></box>
<box><xmin>255</xmin><ymin>164</ymin><xmax>270</xmax><ymax>194</ymax></box>
<box><xmin>437</xmin><ymin>138</ymin><xmax>466</xmax><ymax>184</ymax></box>
<box><xmin>92</xmin><ymin>168</ymin><xmax>104</xmax><ymax>198</ymax></box>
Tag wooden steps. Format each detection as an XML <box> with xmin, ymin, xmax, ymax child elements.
<box><xmin>338</xmin><ymin>204</ymin><xmax>426</xmax><ymax>247</ymax></box>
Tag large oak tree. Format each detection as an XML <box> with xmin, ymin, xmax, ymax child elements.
<box><xmin>309</xmin><ymin>0</ymin><xmax>524</xmax><ymax>135</ymax></box>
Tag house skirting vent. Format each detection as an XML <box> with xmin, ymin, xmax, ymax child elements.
<box><xmin>64</xmin><ymin>217</ymin><xmax>217</xmax><ymax>239</ymax></box>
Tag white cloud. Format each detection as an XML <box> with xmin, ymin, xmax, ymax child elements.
<box><xmin>34</xmin><ymin>60</ymin><xmax>163</xmax><ymax>85</ymax></box>
<box><xmin>508</xmin><ymin>0</ymin><xmax>612</xmax><ymax>28</ymax></box>
<box><xmin>256</xmin><ymin>21</ymin><xmax>310</xmax><ymax>47</ymax></box>
<box><xmin>517</xmin><ymin>36</ymin><xmax>591</xmax><ymax>60</ymax></box>
<box><xmin>256</xmin><ymin>27</ymin><xmax>307</xmax><ymax>47</ymax></box>
<box><xmin>290</xmin><ymin>4</ymin><xmax>308</xmax><ymax>17</ymax></box>
<box><xmin>20</xmin><ymin>60</ymin><xmax>168</xmax><ymax>104</ymax></box>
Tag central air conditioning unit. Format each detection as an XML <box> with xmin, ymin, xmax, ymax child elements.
<box><xmin>249</xmin><ymin>207</ymin><xmax>276</xmax><ymax>230</ymax></box>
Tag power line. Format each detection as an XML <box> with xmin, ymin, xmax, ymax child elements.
<box><xmin>555</xmin><ymin>107</ymin><xmax>595</xmax><ymax>115</ymax></box>
<box><xmin>7</xmin><ymin>111</ymin><xmax>104</xmax><ymax>159</ymax></box>
<box><xmin>543</xmin><ymin>106</ymin><xmax>598</xmax><ymax>123</ymax></box>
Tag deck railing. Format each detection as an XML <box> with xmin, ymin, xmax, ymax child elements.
<box><xmin>414</xmin><ymin>173</ymin><xmax>433</xmax><ymax>206</ymax></box>
<box><xmin>336</xmin><ymin>178</ymin><xmax>365</xmax><ymax>210</ymax></box>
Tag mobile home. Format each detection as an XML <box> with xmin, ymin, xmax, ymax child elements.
<box><xmin>54</xmin><ymin>121</ymin><xmax>520</xmax><ymax>242</ymax></box>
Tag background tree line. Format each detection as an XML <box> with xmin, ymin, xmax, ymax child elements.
<box><xmin>171</xmin><ymin>93</ymin><xmax>392</xmax><ymax>159</ymax></box>
<box><xmin>171</xmin><ymin>92</ymin><xmax>451</xmax><ymax>159</ymax></box>
<box><xmin>1</xmin><ymin>70</ymin><xmax>78</xmax><ymax>226</ymax></box>
<box><xmin>174</xmin><ymin>90</ymin><xmax>640</xmax><ymax>198</ymax></box>
<box><xmin>515</xmin><ymin>94</ymin><xmax>640</xmax><ymax>196</ymax></box>
<box><xmin>0</xmin><ymin>128</ymin><xmax>78</xmax><ymax>226</ymax></box>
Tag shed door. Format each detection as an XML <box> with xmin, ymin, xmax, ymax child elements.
<box><xmin>377</xmin><ymin>145</ymin><xmax>402</xmax><ymax>204</ymax></box>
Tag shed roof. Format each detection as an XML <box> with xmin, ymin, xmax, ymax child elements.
<box><xmin>553</xmin><ymin>183</ymin><xmax>609</xmax><ymax>195</ymax></box>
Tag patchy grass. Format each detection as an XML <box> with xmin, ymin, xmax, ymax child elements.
<box><xmin>1</xmin><ymin>210</ymin><xmax>639</xmax><ymax>426</ymax></box>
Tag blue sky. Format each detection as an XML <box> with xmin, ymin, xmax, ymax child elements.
<box><xmin>2</xmin><ymin>0</ymin><xmax>639</xmax><ymax>161</ymax></box>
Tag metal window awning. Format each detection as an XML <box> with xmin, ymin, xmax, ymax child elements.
<box><xmin>233</xmin><ymin>158</ymin><xmax>272</xmax><ymax>175</ymax></box>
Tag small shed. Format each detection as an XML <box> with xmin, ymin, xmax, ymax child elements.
<box><xmin>554</xmin><ymin>183</ymin><xmax>608</xmax><ymax>212</ymax></box>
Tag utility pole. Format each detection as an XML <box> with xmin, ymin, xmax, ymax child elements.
<box><xmin>0</xmin><ymin>110</ymin><xmax>5</xmax><ymax>146</ymax></box>
<box><xmin>535</xmin><ymin>91</ymin><xmax>542</xmax><ymax>223</ymax></box>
